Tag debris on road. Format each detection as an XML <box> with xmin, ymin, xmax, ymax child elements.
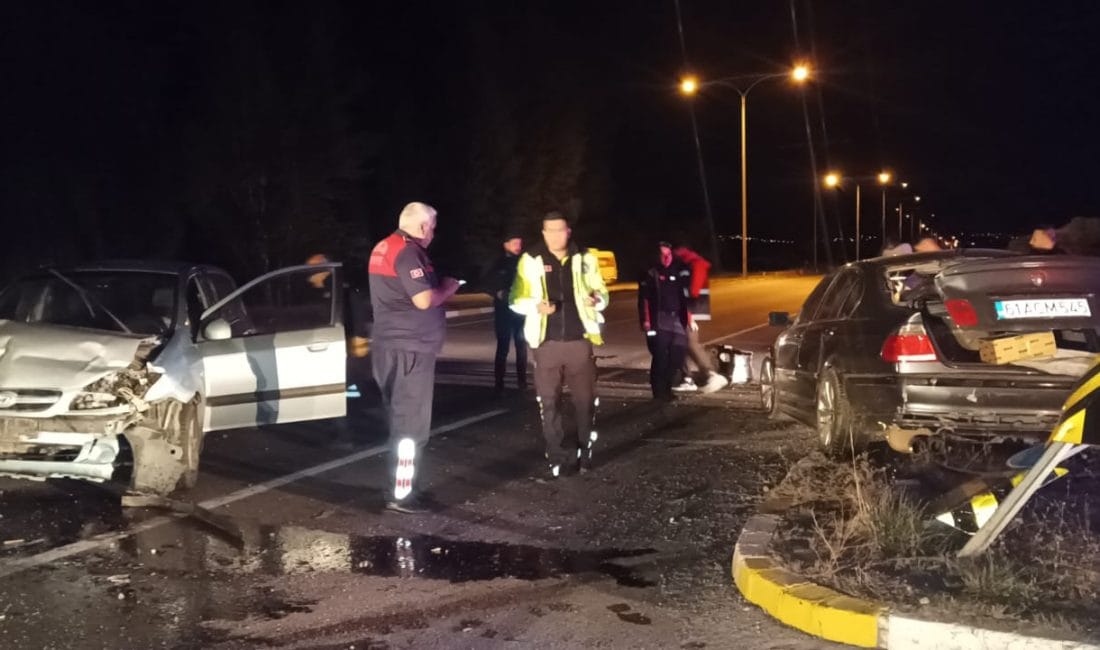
<box><xmin>120</xmin><ymin>493</ymin><xmax>243</xmax><ymax>546</ymax></box>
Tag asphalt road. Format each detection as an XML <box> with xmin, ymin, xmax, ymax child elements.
<box><xmin>0</xmin><ymin>274</ymin><xmax>833</xmax><ymax>649</ymax></box>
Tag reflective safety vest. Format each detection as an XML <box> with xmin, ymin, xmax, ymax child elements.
<box><xmin>509</xmin><ymin>248</ymin><xmax>609</xmax><ymax>348</ymax></box>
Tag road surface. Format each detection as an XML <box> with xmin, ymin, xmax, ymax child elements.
<box><xmin>0</xmin><ymin>275</ymin><xmax>836</xmax><ymax>649</ymax></box>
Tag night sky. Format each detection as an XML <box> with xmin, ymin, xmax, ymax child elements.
<box><xmin>2</xmin><ymin>1</ymin><xmax>1099</xmax><ymax>279</ymax></box>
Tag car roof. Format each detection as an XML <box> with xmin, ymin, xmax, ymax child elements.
<box><xmin>43</xmin><ymin>260</ymin><xmax>230</xmax><ymax>277</ymax></box>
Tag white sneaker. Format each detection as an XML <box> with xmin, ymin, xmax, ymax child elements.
<box><xmin>701</xmin><ymin>372</ymin><xmax>729</xmax><ymax>394</ymax></box>
<box><xmin>672</xmin><ymin>377</ymin><xmax>698</xmax><ymax>392</ymax></box>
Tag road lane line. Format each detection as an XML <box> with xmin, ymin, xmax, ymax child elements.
<box><xmin>0</xmin><ymin>408</ymin><xmax>509</xmax><ymax>578</ymax></box>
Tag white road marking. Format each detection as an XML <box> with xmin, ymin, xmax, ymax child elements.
<box><xmin>0</xmin><ymin>408</ymin><xmax>509</xmax><ymax>578</ymax></box>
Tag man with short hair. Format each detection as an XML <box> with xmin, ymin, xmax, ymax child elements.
<box><xmin>486</xmin><ymin>233</ymin><xmax>527</xmax><ymax>393</ymax></box>
<box><xmin>368</xmin><ymin>202</ymin><xmax>461</xmax><ymax>514</ymax></box>
<box><xmin>510</xmin><ymin>212</ymin><xmax>609</xmax><ymax>478</ymax></box>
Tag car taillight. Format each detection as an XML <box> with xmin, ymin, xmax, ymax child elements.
<box><xmin>881</xmin><ymin>332</ymin><xmax>938</xmax><ymax>363</ymax></box>
<box><xmin>945</xmin><ymin>299</ymin><xmax>979</xmax><ymax>327</ymax></box>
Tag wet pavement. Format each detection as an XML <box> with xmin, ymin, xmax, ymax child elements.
<box><xmin>0</xmin><ymin>277</ymin><xmax>836</xmax><ymax>649</ymax></box>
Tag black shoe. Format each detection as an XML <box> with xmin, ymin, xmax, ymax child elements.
<box><xmin>385</xmin><ymin>495</ymin><xmax>432</xmax><ymax>515</ymax></box>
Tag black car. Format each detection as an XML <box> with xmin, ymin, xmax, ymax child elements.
<box><xmin>760</xmin><ymin>250</ymin><xmax>1100</xmax><ymax>456</ymax></box>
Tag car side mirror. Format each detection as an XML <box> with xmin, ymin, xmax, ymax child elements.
<box><xmin>203</xmin><ymin>318</ymin><xmax>232</xmax><ymax>341</ymax></box>
<box><xmin>769</xmin><ymin>311</ymin><xmax>791</xmax><ymax>326</ymax></box>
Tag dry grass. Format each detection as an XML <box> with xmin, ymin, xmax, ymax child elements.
<box><xmin>770</xmin><ymin>452</ymin><xmax>1100</xmax><ymax>635</ymax></box>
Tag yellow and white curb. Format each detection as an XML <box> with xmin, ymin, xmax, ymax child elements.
<box><xmin>733</xmin><ymin>503</ymin><xmax>1100</xmax><ymax>648</ymax></box>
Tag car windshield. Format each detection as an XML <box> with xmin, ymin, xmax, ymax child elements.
<box><xmin>0</xmin><ymin>270</ymin><xmax>177</xmax><ymax>335</ymax></box>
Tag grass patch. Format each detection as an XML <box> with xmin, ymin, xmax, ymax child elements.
<box><xmin>769</xmin><ymin>451</ymin><xmax>1100</xmax><ymax>640</ymax></box>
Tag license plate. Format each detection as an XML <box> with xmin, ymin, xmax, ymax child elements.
<box><xmin>994</xmin><ymin>298</ymin><xmax>1091</xmax><ymax>320</ymax></box>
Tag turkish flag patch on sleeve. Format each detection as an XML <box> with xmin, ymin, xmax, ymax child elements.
<box><xmin>410</xmin><ymin>268</ymin><xmax>424</xmax><ymax>279</ymax></box>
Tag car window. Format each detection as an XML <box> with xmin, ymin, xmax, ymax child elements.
<box><xmin>0</xmin><ymin>271</ymin><xmax>176</xmax><ymax>336</ymax></box>
<box><xmin>816</xmin><ymin>269</ymin><xmax>861</xmax><ymax>321</ymax></box>
<box><xmin>206</xmin><ymin>267</ymin><xmax>337</xmax><ymax>337</ymax></box>
<box><xmin>202</xmin><ymin>272</ymin><xmax>250</xmax><ymax>331</ymax></box>
<box><xmin>797</xmin><ymin>274</ymin><xmax>835</xmax><ymax>323</ymax></box>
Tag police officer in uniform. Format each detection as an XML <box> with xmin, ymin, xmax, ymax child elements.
<box><xmin>368</xmin><ymin>202</ymin><xmax>461</xmax><ymax>514</ymax></box>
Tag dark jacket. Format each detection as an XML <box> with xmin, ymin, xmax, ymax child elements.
<box><xmin>485</xmin><ymin>251</ymin><xmax>521</xmax><ymax>305</ymax></box>
<box><xmin>638</xmin><ymin>259</ymin><xmax>692</xmax><ymax>333</ymax></box>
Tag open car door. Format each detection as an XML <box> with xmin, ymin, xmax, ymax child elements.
<box><xmin>197</xmin><ymin>263</ymin><xmax>346</xmax><ymax>432</ymax></box>
<box><xmin>935</xmin><ymin>255</ymin><xmax>1100</xmax><ymax>335</ymax></box>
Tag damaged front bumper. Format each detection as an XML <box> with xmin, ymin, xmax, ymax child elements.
<box><xmin>0</xmin><ymin>430</ymin><xmax>120</xmax><ymax>482</ymax></box>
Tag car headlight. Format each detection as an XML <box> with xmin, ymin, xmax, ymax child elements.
<box><xmin>69</xmin><ymin>369</ymin><xmax>158</xmax><ymax>411</ymax></box>
<box><xmin>71</xmin><ymin>391</ymin><xmax>123</xmax><ymax>410</ymax></box>
<box><xmin>70</xmin><ymin>373</ymin><xmax>125</xmax><ymax>410</ymax></box>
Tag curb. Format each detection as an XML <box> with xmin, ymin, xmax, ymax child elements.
<box><xmin>732</xmin><ymin>464</ymin><xmax>1100</xmax><ymax>649</ymax></box>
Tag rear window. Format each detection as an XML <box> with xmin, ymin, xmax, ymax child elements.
<box><xmin>882</xmin><ymin>251</ymin><xmax>1018</xmax><ymax>305</ymax></box>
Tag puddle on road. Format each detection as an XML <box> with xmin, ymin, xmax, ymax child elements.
<box><xmin>115</xmin><ymin>521</ymin><xmax>659</xmax><ymax>588</ymax></box>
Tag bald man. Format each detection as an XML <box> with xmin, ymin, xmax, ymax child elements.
<box><xmin>368</xmin><ymin>202</ymin><xmax>461</xmax><ymax>513</ymax></box>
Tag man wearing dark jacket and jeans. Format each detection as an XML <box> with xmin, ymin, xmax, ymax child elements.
<box><xmin>485</xmin><ymin>234</ymin><xmax>527</xmax><ymax>392</ymax></box>
<box><xmin>639</xmin><ymin>242</ymin><xmax>692</xmax><ymax>400</ymax></box>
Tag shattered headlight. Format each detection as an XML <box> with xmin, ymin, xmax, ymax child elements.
<box><xmin>69</xmin><ymin>368</ymin><xmax>157</xmax><ymax>411</ymax></box>
<box><xmin>70</xmin><ymin>374</ymin><xmax>125</xmax><ymax>410</ymax></box>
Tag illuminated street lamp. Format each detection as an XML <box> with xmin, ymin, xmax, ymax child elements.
<box><xmin>877</xmin><ymin>171</ymin><xmax>893</xmax><ymax>250</ymax></box>
<box><xmin>826</xmin><ymin>170</ymin><xmax>901</xmax><ymax>260</ymax></box>
<box><xmin>679</xmin><ymin>76</ymin><xmax>698</xmax><ymax>96</ymax></box>
<box><xmin>680</xmin><ymin>63</ymin><xmax>812</xmax><ymax>276</ymax></box>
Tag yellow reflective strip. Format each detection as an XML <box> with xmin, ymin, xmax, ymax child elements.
<box><xmin>1051</xmin><ymin>408</ymin><xmax>1087</xmax><ymax>444</ymax></box>
<box><xmin>1064</xmin><ymin>362</ymin><xmax>1100</xmax><ymax>411</ymax></box>
<box><xmin>970</xmin><ymin>492</ymin><xmax>999</xmax><ymax>529</ymax></box>
<box><xmin>1009</xmin><ymin>466</ymin><xmax>1069</xmax><ymax>488</ymax></box>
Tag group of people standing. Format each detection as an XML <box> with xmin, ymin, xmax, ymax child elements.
<box><xmin>368</xmin><ymin>205</ymin><xmax>611</xmax><ymax>512</ymax></box>
<box><xmin>367</xmin><ymin>203</ymin><xmax>729</xmax><ymax>513</ymax></box>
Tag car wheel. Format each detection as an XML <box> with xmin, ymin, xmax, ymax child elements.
<box><xmin>176</xmin><ymin>399</ymin><xmax>204</xmax><ymax>490</ymax></box>
<box><xmin>760</xmin><ymin>356</ymin><xmax>780</xmax><ymax>417</ymax></box>
<box><xmin>816</xmin><ymin>367</ymin><xmax>862</xmax><ymax>457</ymax></box>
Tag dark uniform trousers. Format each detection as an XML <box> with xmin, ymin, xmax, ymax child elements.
<box><xmin>493</xmin><ymin>301</ymin><xmax>527</xmax><ymax>388</ymax></box>
<box><xmin>648</xmin><ymin>328</ymin><xmax>687</xmax><ymax>399</ymax></box>
<box><xmin>371</xmin><ymin>344</ymin><xmax>436</xmax><ymax>481</ymax></box>
<box><xmin>532</xmin><ymin>339</ymin><xmax>597</xmax><ymax>465</ymax></box>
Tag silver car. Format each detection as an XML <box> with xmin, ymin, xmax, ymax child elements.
<box><xmin>0</xmin><ymin>260</ymin><xmax>347</xmax><ymax>493</ymax></box>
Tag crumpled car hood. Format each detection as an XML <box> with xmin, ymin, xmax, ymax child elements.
<box><xmin>0</xmin><ymin>319</ymin><xmax>152</xmax><ymax>391</ymax></box>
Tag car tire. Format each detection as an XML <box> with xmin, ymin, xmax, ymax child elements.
<box><xmin>816</xmin><ymin>367</ymin><xmax>865</xmax><ymax>457</ymax></box>
<box><xmin>760</xmin><ymin>356</ymin><xmax>781</xmax><ymax>418</ymax></box>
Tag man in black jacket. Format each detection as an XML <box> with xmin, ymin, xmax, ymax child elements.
<box><xmin>638</xmin><ymin>242</ymin><xmax>692</xmax><ymax>401</ymax></box>
<box><xmin>486</xmin><ymin>233</ymin><xmax>527</xmax><ymax>392</ymax></box>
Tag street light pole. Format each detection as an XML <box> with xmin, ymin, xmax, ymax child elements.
<box><xmin>880</xmin><ymin>189</ymin><xmax>886</xmax><ymax>246</ymax></box>
<box><xmin>855</xmin><ymin>183</ymin><xmax>861</xmax><ymax>260</ymax></box>
<box><xmin>740</xmin><ymin>93</ymin><xmax>748</xmax><ymax>277</ymax></box>
<box><xmin>897</xmin><ymin>201</ymin><xmax>904</xmax><ymax>240</ymax></box>
<box><xmin>680</xmin><ymin>65</ymin><xmax>809</xmax><ymax>278</ymax></box>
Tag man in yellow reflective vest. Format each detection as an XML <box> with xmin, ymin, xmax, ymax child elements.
<box><xmin>510</xmin><ymin>212</ymin><xmax>609</xmax><ymax>478</ymax></box>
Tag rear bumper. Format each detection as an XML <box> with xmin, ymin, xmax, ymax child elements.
<box><xmin>844</xmin><ymin>372</ymin><xmax>1071</xmax><ymax>437</ymax></box>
